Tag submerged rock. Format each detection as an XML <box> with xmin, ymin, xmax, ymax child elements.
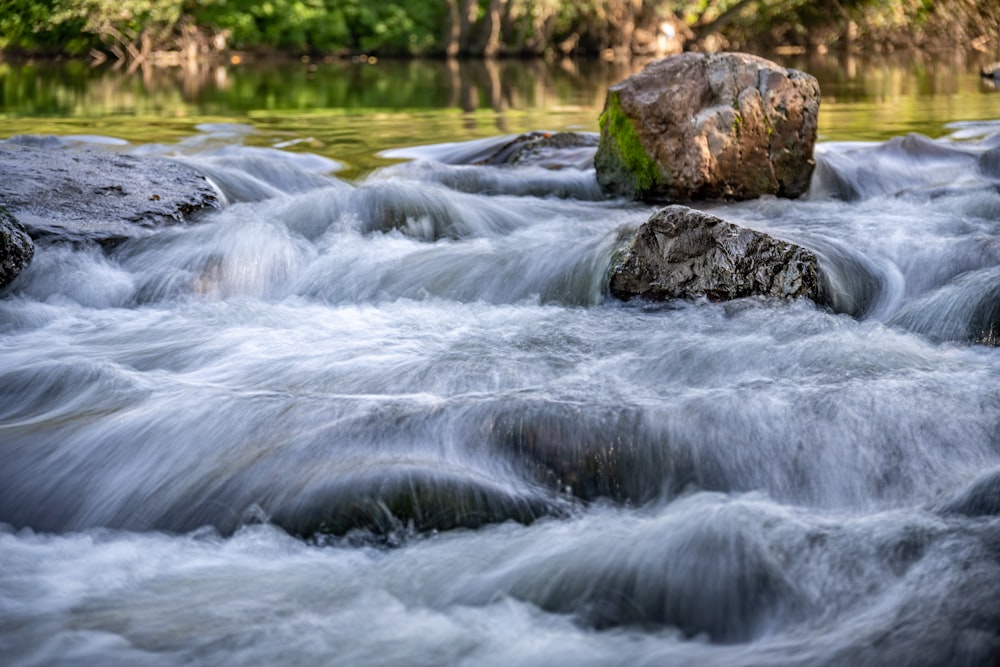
<box><xmin>272</xmin><ymin>467</ymin><xmax>558</xmax><ymax>539</ymax></box>
<box><xmin>476</xmin><ymin>131</ymin><xmax>599</xmax><ymax>170</ymax></box>
<box><xmin>813</xmin><ymin>133</ymin><xmax>979</xmax><ymax>201</ymax></box>
<box><xmin>937</xmin><ymin>467</ymin><xmax>1000</xmax><ymax>518</ymax></box>
<box><xmin>608</xmin><ymin>205</ymin><xmax>827</xmax><ymax>304</ymax></box>
<box><xmin>595</xmin><ymin>52</ymin><xmax>820</xmax><ymax>202</ymax></box>
<box><xmin>887</xmin><ymin>266</ymin><xmax>1000</xmax><ymax>347</ymax></box>
<box><xmin>0</xmin><ymin>142</ymin><xmax>220</xmax><ymax>242</ymax></box>
<box><xmin>979</xmin><ymin>327</ymin><xmax>999</xmax><ymax>346</ymax></box>
<box><xmin>0</xmin><ymin>205</ymin><xmax>34</xmax><ymax>289</ymax></box>
<box><xmin>977</xmin><ymin>145</ymin><xmax>1000</xmax><ymax>180</ymax></box>
<box><xmin>487</xmin><ymin>401</ymin><xmax>657</xmax><ymax>504</ymax></box>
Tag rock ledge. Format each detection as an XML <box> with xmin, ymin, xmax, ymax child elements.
<box><xmin>0</xmin><ymin>142</ymin><xmax>220</xmax><ymax>242</ymax></box>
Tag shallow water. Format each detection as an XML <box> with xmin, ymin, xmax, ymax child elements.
<box><xmin>3</xmin><ymin>58</ymin><xmax>1000</xmax><ymax>665</ymax></box>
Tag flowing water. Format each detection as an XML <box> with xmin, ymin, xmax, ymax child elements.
<box><xmin>2</xmin><ymin>55</ymin><xmax>1000</xmax><ymax>666</ymax></box>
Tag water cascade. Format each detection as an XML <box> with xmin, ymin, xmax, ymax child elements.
<box><xmin>2</xmin><ymin>123</ymin><xmax>1000</xmax><ymax>665</ymax></box>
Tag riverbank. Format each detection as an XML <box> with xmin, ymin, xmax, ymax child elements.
<box><xmin>3</xmin><ymin>0</ymin><xmax>999</xmax><ymax>66</ymax></box>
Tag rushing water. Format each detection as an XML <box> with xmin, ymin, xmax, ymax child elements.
<box><xmin>3</xmin><ymin>56</ymin><xmax>1000</xmax><ymax>666</ymax></box>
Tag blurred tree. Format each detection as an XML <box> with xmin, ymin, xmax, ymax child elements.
<box><xmin>0</xmin><ymin>0</ymin><xmax>996</xmax><ymax>59</ymax></box>
<box><xmin>191</xmin><ymin>0</ymin><xmax>352</xmax><ymax>51</ymax></box>
<box><xmin>77</xmin><ymin>0</ymin><xmax>184</xmax><ymax>59</ymax></box>
<box><xmin>0</xmin><ymin>0</ymin><xmax>90</xmax><ymax>54</ymax></box>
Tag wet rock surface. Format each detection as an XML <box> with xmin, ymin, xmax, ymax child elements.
<box><xmin>0</xmin><ymin>142</ymin><xmax>220</xmax><ymax>242</ymax></box>
<box><xmin>595</xmin><ymin>52</ymin><xmax>820</xmax><ymax>202</ymax></box>
<box><xmin>476</xmin><ymin>131</ymin><xmax>599</xmax><ymax>169</ymax></box>
<box><xmin>0</xmin><ymin>205</ymin><xmax>34</xmax><ymax>289</ymax></box>
<box><xmin>608</xmin><ymin>205</ymin><xmax>827</xmax><ymax>304</ymax></box>
<box><xmin>937</xmin><ymin>467</ymin><xmax>1000</xmax><ymax>517</ymax></box>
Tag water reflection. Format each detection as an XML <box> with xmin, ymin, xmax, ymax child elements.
<box><xmin>784</xmin><ymin>48</ymin><xmax>1000</xmax><ymax>100</ymax></box>
<box><xmin>4</xmin><ymin>51</ymin><xmax>994</xmax><ymax>119</ymax></box>
<box><xmin>0</xmin><ymin>57</ymin><xmax>630</xmax><ymax>119</ymax></box>
<box><xmin>1</xmin><ymin>51</ymin><xmax>997</xmax><ymax>162</ymax></box>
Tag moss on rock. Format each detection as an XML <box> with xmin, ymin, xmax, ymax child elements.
<box><xmin>596</xmin><ymin>91</ymin><xmax>665</xmax><ymax>198</ymax></box>
<box><xmin>594</xmin><ymin>53</ymin><xmax>819</xmax><ymax>203</ymax></box>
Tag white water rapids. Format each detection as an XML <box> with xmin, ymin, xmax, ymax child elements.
<box><xmin>2</xmin><ymin>123</ymin><xmax>1000</xmax><ymax>665</ymax></box>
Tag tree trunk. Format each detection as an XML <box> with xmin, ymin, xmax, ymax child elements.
<box><xmin>602</xmin><ymin>0</ymin><xmax>638</xmax><ymax>54</ymax></box>
<box><xmin>692</xmin><ymin>0</ymin><xmax>755</xmax><ymax>40</ymax></box>
<box><xmin>525</xmin><ymin>11</ymin><xmax>557</xmax><ymax>56</ymax></box>
<box><xmin>476</xmin><ymin>0</ymin><xmax>506</xmax><ymax>57</ymax></box>
<box><xmin>458</xmin><ymin>0</ymin><xmax>478</xmax><ymax>54</ymax></box>
<box><xmin>443</xmin><ymin>0</ymin><xmax>461</xmax><ymax>57</ymax></box>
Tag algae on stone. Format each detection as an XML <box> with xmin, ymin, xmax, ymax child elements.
<box><xmin>595</xmin><ymin>91</ymin><xmax>665</xmax><ymax>198</ymax></box>
<box><xmin>593</xmin><ymin>53</ymin><xmax>819</xmax><ymax>203</ymax></box>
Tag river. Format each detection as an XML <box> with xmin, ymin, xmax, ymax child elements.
<box><xmin>2</xmin><ymin>54</ymin><xmax>1000</xmax><ymax>666</ymax></box>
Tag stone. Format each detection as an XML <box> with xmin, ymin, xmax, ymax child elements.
<box><xmin>0</xmin><ymin>205</ymin><xmax>34</xmax><ymax>290</ymax></box>
<box><xmin>937</xmin><ymin>467</ymin><xmax>1000</xmax><ymax>517</ymax></box>
<box><xmin>977</xmin><ymin>145</ymin><xmax>1000</xmax><ymax>180</ymax></box>
<box><xmin>0</xmin><ymin>142</ymin><xmax>220</xmax><ymax>243</ymax></box>
<box><xmin>608</xmin><ymin>205</ymin><xmax>827</xmax><ymax>304</ymax></box>
<box><xmin>595</xmin><ymin>52</ymin><xmax>820</xmax><ymax>202</ymax></box>
<box><xmin>476</xmin><ymin>131</ymin><xmax>599</xmax><ymax>170</ymax></box>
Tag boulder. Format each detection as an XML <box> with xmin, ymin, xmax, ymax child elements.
<box><xmin>608</xmin><ymin>205</ymin><xmax>827</xmax><ymax>304</ymax></box>
<box><xmin>0</xmin><ymin>142</ymin><xmax>220</xmax><ymax>243</ymax></box>
<box><xmin>0</xmin><ymin>205</ymin><xmax>34</xmax><ymax>289</ymax></box>
<box><xmin>595</xmin><ymin>52</ymin><xmax>820</xmax><ymax>202</ymax></box>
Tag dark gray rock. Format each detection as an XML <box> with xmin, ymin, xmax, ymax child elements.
<box><xmin>608</xmin><ymin>205</ymin><xmax>827</xmax><ymax>304</ymax></box>
<box><xmin>937</xmin><ymin>467</ymin><xmax>1000</xmax><ymax>518</ymax></box>
<box><xmin>272</xmin><ymin>468</ymin><xmax>555</xmax><ymax>539</ymax></box>
<box><xmin>0</xmin><ymin>205</ymin><xmax>34</xmax><ymax>289</ymax></box>
<box><xmin>595</xmin><ymin>52</ymin><xmax>820</xmax><ymax>202</ymax></box>
<box><xmin>887</xmin><ymin>266</ymin><xmax>1000</xmax><ymax>347</ymax></box>
<box><xmin>0</xmin><ymin>143</ymin><xmax>220</xmax><ymax>242</ymax></box>
<box><xmin>477</xmin><ymin>131</ymin><xmax>599</xmax><ymax>170</ymax></box>
<box><xmin>977</xmin><ymin>145</ymin><xmax>1000</xmax><ymax>180</ymax></box>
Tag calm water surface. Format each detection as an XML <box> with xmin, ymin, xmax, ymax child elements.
<box><xmin>2</xmin><ymin>55</ymin><xmax>1000</xmax><ymax>666</ymax></box>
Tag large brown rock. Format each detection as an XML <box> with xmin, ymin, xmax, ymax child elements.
<box><xmin>595</xmin><ymin>52</ymin><xmax>820</xmax><ymax>202</ymax></box>
<box><xmin>608</xmin><ymin>205</ymin><xmax>827</xmax><ymax>304</ymax></box>
<box><xmin>0</xmin><ymin>205</ymin><xmax>34</xmax><ymax>290</ymax></box>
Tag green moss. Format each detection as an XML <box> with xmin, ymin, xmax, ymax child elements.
<box><xmin>732</xmin><ymin>112</ymin><xmax>743</xmax><ymax>136</ymax></box>
<box><xmin>598</xmin><ymin>91</ymin><xmax>663</xmax><ymax>194</ymax></box>
<box><xmin>762</xmin><ymin>112</ymin><xmax>773</xmax><ymax>137</ymax></box>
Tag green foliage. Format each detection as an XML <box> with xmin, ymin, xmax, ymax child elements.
<box><xmin>0</xmin><ymin>0</ymin><xmax>89</xmax><ymax>53</ymax></box>
<box><xmin>187</xmin><ymin>0</ymin><xmax>446</xmax><ymax>54</ymax></box>
<box><xmin>0</xmin><ymin>0</ymin><xmax>186</xmax><ymax>54</ymax></box>
<box><xmin>191</xmin><ymin>0</ymin><xmax>352</xmax><ymax>51</ymax></box>
<box><xmin>350</xmin><ymin>2</ymin><xmax>446</xmax><ymax>55</ymax></box>
<box><xmin>78</xmin><ymin>0</ymin><xmax>184</xmax><ymax>40</ymax></box>
<box><xmin>1</xmin><ymin>0</ymin><xmax>997</xmax><ymax>57</ymax></box>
